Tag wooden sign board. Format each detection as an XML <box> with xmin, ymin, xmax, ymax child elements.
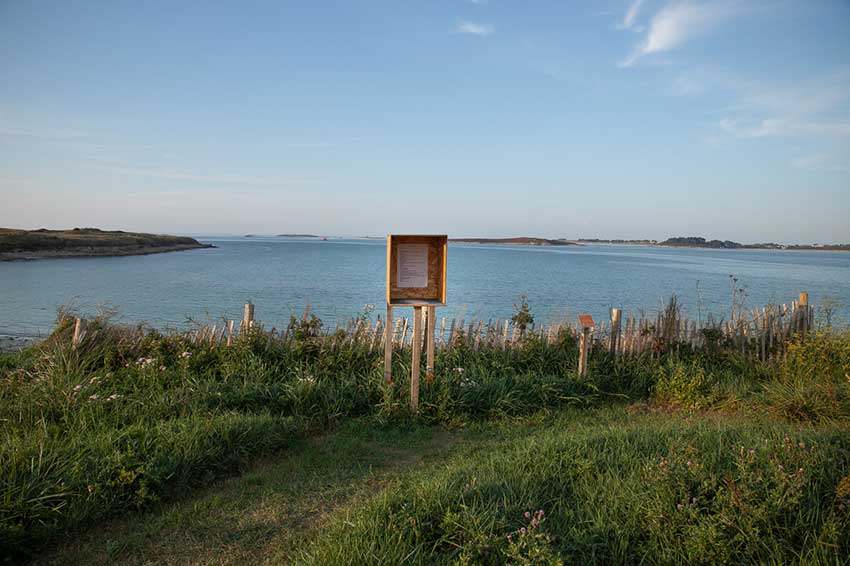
<box><xmin>578</xmin><ymin>314</ymin><xmax>595</xmax><ymax>329</ymax></box>
<box><xmin>386</xmin><ymin>235</ymin><xmax>447</xmax><ymax>306</ymax></box>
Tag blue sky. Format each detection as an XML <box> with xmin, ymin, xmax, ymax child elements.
<box><xmin>1</xmin><ymin>0</ymin><xmax>849</xmax><ymax>243</ymax></box>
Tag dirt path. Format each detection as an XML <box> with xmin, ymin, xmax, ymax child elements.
<box><xmin>33</xmin><ymin>421</ymin><xmax>463</xmax><ymax>565</ymax></box>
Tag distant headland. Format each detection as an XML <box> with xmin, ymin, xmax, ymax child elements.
<box><xmin>244</xmin><ymin>234</ymin><xmax>320</xmax><ymax>238</ymax></box>
<box><xmin>0</xmin><ymin>228</ymin><xmax>213</xmax><ymax>261</ymax></box>
<box><xmin>579</xmin><ymin>236</ymin><xmax>850</xmax><ymax>251</ymax></box>
<box><xmin>450</xmin><ymin>237</ymin><xmax>579</xmax><ymax>246</ymax></box>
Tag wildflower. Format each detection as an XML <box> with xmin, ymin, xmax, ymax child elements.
<box><xmin>748</xmin><ymin>449</ymin><xmax>756</xmax><ymax>456</ymax></box>
<box><xmin>686</xmin><ymin>460</ymin><xmax>693</xmax><ymax>467</ymax></box>
<box><xmin>524</xmin><ymin>511</ymin><xmax>531</xmax><ymax>519</ymax></box>
<box><xmin>677</xmin><ymin>503</ymin><xmax>684</xmax><ymax>510</ymax></box>
<box><xmin>537</xmin><ymin>510</ymin><xmax>544</xmax><ymax>517</ymax></box>
<box><xmin>507</xmin><ymin>535</ymin><xmax>512</xmax><ymax>542</ymax></box>
<box><xmin>73</xmin><ymin>384</ymin><xmax>83</xmax><ymax>392</ymax></box>
<box><xmin>798</xmin><ymin>442</ymin><xmax>805</xmax><ymax>449</ymax></box>
<box><xmin>159</xmin><ymin>365</ymin><xmax>166</xmax><ymax>371</ymax></box>
<box><xmin>180</xmin><ymin>351</ymin><xmax>192</xmax><ymax>359</ymax></box>
<box><xmin>520</xmin><ymin>527</ymin><xmax>526</xmax><ymax>535</ymax></box>
<box><xmin>89</xmin><ymin>394</ymin><xmax>99</xmax><ymax>401</ymax></box>
<box><xmin>106</xmin><ymin>394</ymin><xmax>123</xmax><ymax>401</ymax></box>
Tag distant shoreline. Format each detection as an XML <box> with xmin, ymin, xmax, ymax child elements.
<box><xmin>577</xmin><ymin>240</ymin><xmax>850</xmax><ymax>252</ymax></box>
<box><xmin>450</xmin><ymin>237</ymin><xmax>579</xmax><ymax>247</ymax></box>
<box><xmin>0</xmin><ymin>228</ymin><xmax>214</xmax><ymax>262</ymax></box>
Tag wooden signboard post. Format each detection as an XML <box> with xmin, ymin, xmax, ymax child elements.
<box><xmin>385</xmin><ymin>235</ymin><xmax>448</xmax><ymax>413</ymax></box>
<box><xmin>578</xmin><ymin>314</ymin><xmax>595</xmax><ymax>378</ymax></box>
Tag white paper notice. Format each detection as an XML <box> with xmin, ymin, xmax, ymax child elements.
<box><xmin>396</xmin><ymin>244</ymin><xmax>429</xmax><ymax>288</ymax></box>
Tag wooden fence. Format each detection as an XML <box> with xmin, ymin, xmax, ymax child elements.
<box><xmin>146</xmin><ymin>291</ymin><xmax>816</xmax><ymax>365</ymax></box>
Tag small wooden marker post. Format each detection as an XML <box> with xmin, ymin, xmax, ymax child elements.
<box><xmin>243</xmin><ymin>302</ymin><xmax>254</xmax><ymax>330</ymax></box>
<box><xmin>384</xmin><ymin>235</ymin><xmax>448</xmax><ymax>412</ymax></box>
<box><xmin>798</xmin><ymin>291</ymin><xmax>809</xmax><ymax>339</ymax></box>
<box><xmin>610</xmin><ymin>309</ymin><xmax>621</xmax><ymax>355</ymax></box>
<box><xmin>72</xmin><ymin>317</ymin><xmax>84</xmax><ymax>348</ymax></box>
<box><xmin>578</xmin><ymin>314</ymin><xmax>595</xmax><ymax>378</ymax></box>
<box><xmin>426</xmin><ymin>306</ymin><xmax>436</xmax><ymax>383</ymax></box>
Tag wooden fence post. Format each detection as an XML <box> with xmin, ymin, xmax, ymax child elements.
<box><xmin>798</xmin><ymin>291</ymin><xmax>809</xmax><ymax>338</ymax></box>
<box><xmin>577</xmin><ymin>315</ymin><xmax>594</xmax><ymax>378</ymax></box>
<box><xmin>384</xmin><ymin>305</ymin><xmax>393</xmax><ymax>384</ymax></box>
<box><xmin>72</xmin><ymin>317</ymin><xmax>84</xmax><ymax>348</ymax></box>
<box><xmin>426</xmin><ymin>306</ymin><xmax>436</xmax><ymax>383</ymax></box>
<box><xmin>610</xmin><ymin>308</ymin><xmax>621</xmax><ymax>355</ymax></box>
<box><xmin>411</xmin><ymin>306</ymin><xmax>422</xmax><ymax>413</ymax></box>
<box><xmin>578</xmin><ymin>328</ymin><xmax>589</xmax><ymax>377</ymax></box>
<box><xmin>243</xmin><ymin>303</ymin><xmax>254</xmax><ymax>329</ymax></box>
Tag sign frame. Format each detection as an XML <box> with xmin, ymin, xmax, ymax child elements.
<box><xmin>386</xmin><ymin>234</ymin><xmax>448</xmax><ymax>307</ymax></box>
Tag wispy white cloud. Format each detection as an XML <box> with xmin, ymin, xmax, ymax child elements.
<box><xmin>718</xmin><ymin>71</ymin><xmax>850</xmax><ymax>139</ymax></box>
<box><xmin>468</xmin><ymin>0</ymin><xmax>488</xmax><ymax>4</ymax></box>
<box><xmin>671</xmin><ymin>74</ymin><xmax>703</xmax><ymax>95</ymax></box>
<box><xmin>791</xmin><ymin>153</ymin><xmax>849</xmax><ymax>171</ymax></box>
<box><xmin>620</xmin><ymin>1</ymin><xmax>739</xmax><ymax>67</ymax></box>
<box><xmin>456</xmin><ymin>22</ymin><xmax>495</xmax><ymax>36</ymax></box>
<box><xmin>720</xmin><ymin>117</ymin><xmax>850</xmax><ymax>138</ymax></box>
<box><xmin>617</xmin><ymin>0</ymin><xmax>646</xmax><ymax>31</ymax></box>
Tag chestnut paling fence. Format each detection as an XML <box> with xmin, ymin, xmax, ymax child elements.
<box><xmin>68</xmin><ymin>292</ymin><xmax>817</xmax><ymax>365</ymax></box>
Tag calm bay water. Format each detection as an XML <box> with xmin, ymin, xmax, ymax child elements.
<box><xmin>1</xmin><ymin>237</ymin><xmax>849</xmax><ymax>337</ymax></box>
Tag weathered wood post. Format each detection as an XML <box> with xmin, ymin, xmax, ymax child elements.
<box><xmin>578</xmin><ymin>315</ymin><xmax>594</xmax><ymax>378</ymax></box>
<box><xmin>411</xmin><ymin>306</ymin><xmax>422</xmax><ymax>412</ymax></box>
<box><xmin>226</xmin><ymin>320</ymin><xmax>235</xmax><ymax>346</ymax></box>
<box><xmin>243</xmin><ymin>302</ymin><xmax>254</xmax><ymax>330</ymax></box>
<box><xmin>384</xmin><ymin>305</ymin><xmax>393</xmax><ymax>384</ymax></box>
<box><xmin>426</xmin><ymin>305</ymin><xmax>436</xmax><ymax>383</ymax></box>
<box><xmin>798</xmin><ymin>291</ymin><xmax>809</xmax><ymax>339</ymax></box>
<box><xmin>610</xmin><ymin>308</ymin><xmax>621</xmax><ymax>355</ymax></box>
<box><xmin>72</xmin><ymin>317</ymin><xmax>84</xmax><ymax>348</ymax></box>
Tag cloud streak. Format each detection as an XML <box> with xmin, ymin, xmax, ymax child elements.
<box><xmin>456</xmin><ymin>22</ymin><xmax>494</xmax><ymax>36</ymax></box>
<box><xmin>720</xmin><ymin>117</ymin><xmax>850</xmax><ymax>138</ymax></box>
<box><xmin>620</xmin><ymin>1</ymin><xmax>738</xmax><ymax>67</ymax></box>
<box><xmin>617</xmin><ymin>0</ymin><xmax>646</xmax><ymax>31</ymax></box>
<box><xmin>791</xmin><ymin>153</ymin><xmax>848</xmax><ymax>171</ymax></box>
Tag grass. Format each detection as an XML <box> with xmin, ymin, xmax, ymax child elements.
<box><xmin>2</xmin><ymin>312</ymin><xmax>849</xmax><ymax>563</ymax></box>
<box><xmin>27</xmin><ymin>409</ymin><xmax>850</xmax><ymax>565</ymax></box>
<box><xmin>0</xmin><ymin>227</ymin><xmax>205</xmax><ymax>254</ymax></box>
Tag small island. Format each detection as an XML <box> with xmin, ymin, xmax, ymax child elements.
<box><xmin>450</xmin><ymin>237</ymin><xmax>579</xmax><ymax>246</ymax></box>
<box><xmin>0</xmin><ymin>228</ymin><xmax>214</xmax><ymax>261</ymax></box>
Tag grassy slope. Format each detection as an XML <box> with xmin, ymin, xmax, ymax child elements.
<box><xmin>4</xmin><ymin>320</ymin><xmax>849</xmax><ymax>564</ymax></box>
<box><xmin>0</xmin><ymin>228</ymin><xmax>207</xmax><ymax>256</ymax></box>
<box><xmin>32</xmin><ymin>409</ymin><xmax>850</xmax><ymax>565</ymax></box>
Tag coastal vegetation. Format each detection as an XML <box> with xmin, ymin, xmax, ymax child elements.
<box><xmin>450</xmin><ymin>237</ymin><xmax>577</xmax><ymax>246</ymax></box>
<box><xmin>0</xmin><ymin>228</ymin><xmax>212</xmax><ymax>261</ymax></box>
<box><xmin>1</xmin><ymin>300</ymin><xmax>849</xmax><ymax>563</ymax></box>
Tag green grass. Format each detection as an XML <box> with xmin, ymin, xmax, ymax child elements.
<box><xmin>2</xmin><ymin>315</ymin><xmax>849</xmax><ymax>563</ymax></box>
<box><xmin>0</xmin><ymin>227</ymin><xmax>203</xmax><ymax>254</ymax></box>
<box><xmin>26</xmin><ymin>409</ymin><xmax>850</xmax><ymax>565</ymax></box>
<box><xmin>298</xmin><ymin>410</ymin><xmax>850</xmax><ymax>565</ymax></box>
